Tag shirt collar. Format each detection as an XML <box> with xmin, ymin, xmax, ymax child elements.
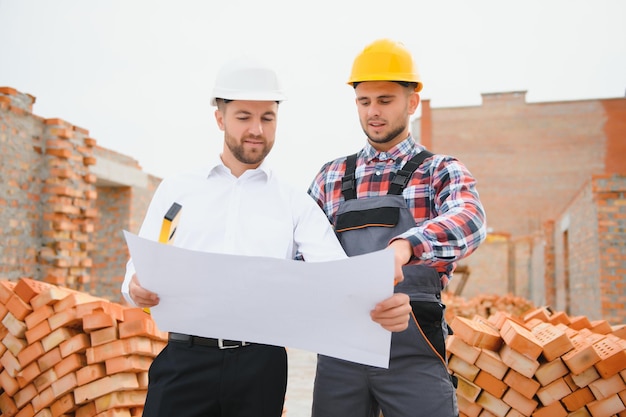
<box><xmin>205</xmin><ymin>155</ymin><xmax>272</xmax><ymax>181</ymax></box>
<box><xmin>362</xmin><ymin>135</ymin><xmax>424</xmax><ymax>163</ymax></box>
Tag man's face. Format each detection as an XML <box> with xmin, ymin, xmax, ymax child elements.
<box><xmin>354</xmin><ymin>81</ymin><xmax>419</xmax><ymax>151</ymax></box>
<box><xmin>216</xmin><ymin>100</ymin><xmax>278</xmax><ymax>167</ymax></box>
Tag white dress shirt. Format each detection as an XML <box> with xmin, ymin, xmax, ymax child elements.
<box><xmin>122</xmin><ymin>158</ymin><xmax>347</xmax><ymax>306</ymax></box>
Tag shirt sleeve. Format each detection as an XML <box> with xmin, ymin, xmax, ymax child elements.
<box><xmin>292</xmin><ymin>188</ymin><xmax>347</xmax><ymax>263</ymax></box>
<box><xmin>392</xmin><ymin>155</ymin><xmax>487</xmax><ymax>266</ymax></box>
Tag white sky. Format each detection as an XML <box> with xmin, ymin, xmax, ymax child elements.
<box><xmin>2</xmin><ymin>0</ymin><xmax>625</xmax><ymax>189</ymax></box>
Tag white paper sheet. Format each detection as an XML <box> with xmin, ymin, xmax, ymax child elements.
<box><xmin>124</xmin><ymin>231</ymin><xmax>395</xmax><ymax>368</ymax></box>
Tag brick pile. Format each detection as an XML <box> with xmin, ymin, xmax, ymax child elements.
<box><xmin>0</xmin><ymin>277</ymin><xmax>167</xmax><ymax>417</ymax></box>
<box><xmin>442</xmin><ymin>292</ymin><xmax>536</xmax><ymax>323</ymax></box>
<box><xmin>448</xmin><ymin>306</ymin><xmax>626</xmax><ymax>417</ymax></box>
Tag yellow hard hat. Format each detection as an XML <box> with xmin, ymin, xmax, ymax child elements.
<box><xmin>347</xmin><ymin>39</ymin><xmax>423</xmax><ymax>92</ymax></box>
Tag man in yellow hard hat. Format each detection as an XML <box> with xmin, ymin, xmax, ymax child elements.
<box><xmin>122</xmin><ymin>55</ymin><xmax>412</xmax><ymax>417</ymax></box>
<box><xmin>307</xmin><ymin>39</ymin><xmax>487</xmax><ymax>417</ymax></box>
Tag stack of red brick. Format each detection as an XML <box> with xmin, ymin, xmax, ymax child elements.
<box><xmin>448</xmin><ymin>307</ymin><xmax>626</xmax><ymax>417</ymax></box>
<box><xmin>0</xmin><ymin>278</ymin><xmax>167</xmax><ymax>417</ymax></box>
<box><xmin>442</xmin><ymin>292</ymin><xmax>536</xmax><ymax>323</ymax></box>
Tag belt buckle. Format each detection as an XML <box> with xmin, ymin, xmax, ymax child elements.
<box><xmin>218</xmin><ymin>339</ymin><xmax>248</xmax><ymax>349</ymax></box>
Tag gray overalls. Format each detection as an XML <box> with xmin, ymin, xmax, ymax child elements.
<box><xmin>312</xmin><ymin>151</ymin><xmax>459</xmax><ymax>417</ymax></box>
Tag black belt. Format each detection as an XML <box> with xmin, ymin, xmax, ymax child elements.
<box><xmin>168</xmin><ymin>332</ymin><xmax>250</xmax><ymax>349</ymax></box>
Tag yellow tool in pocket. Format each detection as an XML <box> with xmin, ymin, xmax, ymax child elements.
<box><xmin>144</xmin><ymin>202</ymin><xmax>182</xmax><ymax>314</ymax></box>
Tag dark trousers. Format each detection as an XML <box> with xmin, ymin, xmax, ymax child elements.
<box><xmin>143</xmin><ymin>341</ymin><xmax>287</xmax><ymax>417</ymax></box>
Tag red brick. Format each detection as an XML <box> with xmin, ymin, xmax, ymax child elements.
<box><xmin>89</xmin><ymin>326</ymin><xmax>118</xmax><ymax>347</ymax></box>
<box><xmin>586</xmin><ymin>393</ymin><xmax>626</xmax><ymax>417</ymax></box>
<box><xmin>25</xmin><ymin>305</ymin><xmax>54</xmax><ymax>329</ymax></box>
<box><xmin>37</xmin><ymin>347</ymin><xmax>62</xmax><ymax>372</ymax></box>
<box><xmin>3</xmin><ymin>311</ymin><xmax>27</xmax><ymax>338</ymax></box>
<box><xmin>14</xmin><ymin>278</ymin><xmax>54</xmax><ymax>303</ymax></box>
<box><xmin>15</xmin><ymin>403</ymin><xmax>34</xmax><ymax>417</ymax></box>
<box><xmin>451</xmin><ymin>316</ymin><xmax>502</xmax><ymax>351</ymax></box>
<box><xmin>0</xmin><ymin>369</ymin><xmax>19</xmax><ymax>395</ymax></box>
<box><xmin>536</xmin><ymin>377</ymin><xmax>572</xmax><ymax>406</ymax></box>
<box><xmin>24</xmin><ymin>319</ymin><xmax>51</xmax><ymax>345</ymax></box>
<box><xmin>51</xmin><ymin>371</ymin><xmax>77</xmax><ymax>398</ymax></box>
<box><xmin>93</xmin><ymin>390</ymin><xmax>146</xmax><ymax>414</ymax></box>
<box><xmin>592</xmin><ymin>337</ymin><xmax>626</xmax><ymax>378</ymax></box>
<box><xmin>589</xmin><ymin>320</ymin><xmax>613</xmax><ymax>335</ymax></box>
<box><xmin>569</xmin><ymin>315</ymin><xmax>593</xmax><ymax>331</ymax></box>
<box><xmin>457</xmin><ymin>395</ymin><xmax>483</xmax><ymax>417</ymax></box>
<box><xmin>449</xmin><ymin>355</ymin><xmax>480</xmax><ymax>381</ymax></box>
<box><xmin>48</xmin><ymin>307</ymin><xmax>81</xmax><ymax>331</ymax></box>
<box><xmin>476</xmin><ymin>390</ymin><xmax>511</xmax><ymax>417</ymax></box>
<box><xmin>562</xmin><ymin>337</ymin><xmax>602</xmax><ymax>375</ymax></box>
<box><xmin>499</xmin><ymin>344</ymin><xmax>540</xmax><ymax>379</ymax></box>
<box><xmin>105</xmin><ymin>354</ymin><xmax>152</xmax><ymax>375</ymax></box>
<box><xmin>531</xmin><ymin>322</ymin><xmax>574</xmax><ymax>361</ymax></box>
<box><xmin>1</xmin><ymin>349</ymin><xmax>22</xmax><ymax>377</ymax></box>
<box><xmin>76</xmin><ymin>363</ymin><xmax>106</xmax><ymax>386</ymax></box>
<box><xmin>561</xmin><ymin>387</ymin><xmax>595</xmax><ymax>412</ymax></box>
<box><xmin>530</xmin><ymin>400</ymin><xmax>567</xmax><ymax>417</ymax></box>
<box><xmin>535</xmin><ymin>358</ymin><xmax>569</xmax><ymax>386</ymax></box>
<box><xmin>32</xmin><ymin>385</ymin><xmax>55</xmax><ymax>412</ymax></box>
<box><xmin>474</xmin><ymin>370</ymin><xmax>508</xmax><ymax>398</ymax></box>
<box><xmin>16</xmin><ymin>360</ymin><xmax>40</xmax><ymax>388</ymax></box>
<box><xmin>82</xmin><ymin>310</ymin><xmax>116</xmax><ymax>332</ymax></box>
<box><xmin>41</xmin><ymin>327</ymin><xmax>78</xmax><ymax>352</ymax></box>
<box><xmin>29</xmin><ymin>286</ymin><xmax>70</xmax><ymax>309</ymax></box>
<box><xmin>33</xmin><ymin>367</ymin><xmax>57</xmax><ymax>392</ymax></box>
<box><xmin>50</xmin><ymin>392</ymin><xmax>76</xmax><ymax>416</ymax></box>
<box><xmin>0</xmin><ymin>391</ymin><xmax>19</xmax><ymax>417</ymax></box>
<box><xmin>59</xmin><ymin>333</ymin><xmax>90</xmax><ymax>358</ymax></box>
<box><xmin>6</xmin><ymin>294</ymin><xmax>34</xmax><ymax>320</ymax></box>
<box><xmin>456</xmin><ymin>374</ymin><xmax>482</xmax><ymax>402</ymax></box>
<box><xmin>2</xmin><ymin>331</ymin><xmax>27</xmax><ymax>356</ymax></box>
<box><xmin>75</xmin><ymin>401</ymin><xmax>96</xmax><ymax>417</ymax></box>
<box><xmin>500</xmin><ymin>319</ymin><xmax>543</xmax><ymax>360</ymax></box>
<box><xmin>53</xmin><ymin>353</ymin><xmax>85</xmax><ymax>379</ymax></box>
<box><xmin>588</xmin><ymin>373</ymin><xmax>626</xmax><ymax>400</ymax></box>
<box><xmin>476</xmin><ymin>348</ymin><xmax>509</xmax><ymax>380</ymax></box>
<box><xmin>501</xmin><ymin>387</ymin><xmax>538</xmax><ymax>416</ymax></box>
<box><xmin>503</xmin><ymin>368</ymin><xmax>540</xmax><ymax>399</ymax></box>
<box><xmin>14</xmin><ymin>382</ymin><xmax>37</xmax><ymax>409</ymax></box>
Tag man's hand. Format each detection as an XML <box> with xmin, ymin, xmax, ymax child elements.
<box><xmin>129</xmin><ymin>274</ymin><xmax>160</xmax><ymax>308</ymax></box>
<box><xmin>370</xmin><ymin>293</ymin><xmax>411</xmax><ymax>332</ymax></box>
<box><xmin>388</xmin><ymin>239</ymin><xmax>413</xmax><ymax>284</ymax></box>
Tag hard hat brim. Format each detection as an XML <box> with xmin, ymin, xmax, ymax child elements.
<box><xmin>210</xmin><ymin>90</ymin><xmax>287</xmax><ymax>106</ymax></box>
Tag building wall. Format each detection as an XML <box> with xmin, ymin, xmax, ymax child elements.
<box><xmin>0</xmin><ymin>87</ymin><xmax>158</xmax><ymax>302</ymax></box>
<box><xmin>0</xmin><ymin>88</ymin><xmax>45</xmax><ymax>281</ymax></box>
<box><xmin>417</xmin><ymin>93</ymin><xmax>625</xmax><ymax>237</ymax></box>
<box><xmin>548</xmin><ymin>174</ymin><xmax>626</xmax><ymax>324</ymax></box>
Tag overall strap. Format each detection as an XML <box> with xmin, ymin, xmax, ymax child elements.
<box><xmin>341</xmin><ymin>153</ymin><xmax>359</xmax><ymax>200</ymax></box>
<box><xmin>388</xmin><ymin>150</ymin><xmax>434</xmax><ymax>195</ymax></box>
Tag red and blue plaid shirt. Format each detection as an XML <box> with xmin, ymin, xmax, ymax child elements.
<box><xmin>307</xmin><ymin>135</ymin><xmax>487</xmax><ymax>285</ymax></box>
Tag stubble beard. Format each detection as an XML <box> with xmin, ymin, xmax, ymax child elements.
<box><xmin>363</xmin><ymin>122</ymin><xmax>407</xmax><ymax>147</ymax></box>
<box><xmin>226</xmin><ymin>133</ymin><xmax>272</xmax><ymax>166</ymax></box>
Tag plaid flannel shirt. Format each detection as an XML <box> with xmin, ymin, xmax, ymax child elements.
<box><xmin>307</xmin><ymin>135</ymin><xmax>487</xmax><ymax>286</ymax></box>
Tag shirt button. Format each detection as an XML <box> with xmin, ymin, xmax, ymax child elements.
<box><xmin>376</xmin><ymin>171</ymin><xmax>381</xmax><ymax>176</ymax></box>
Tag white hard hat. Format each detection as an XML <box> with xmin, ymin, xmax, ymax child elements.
<box><xmin>210</xmin><ymin>56</ymin><xmax>287</xmax><ymax>106</ymax></box>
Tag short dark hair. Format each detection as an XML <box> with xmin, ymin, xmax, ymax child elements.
<box><xmin>352</xmin><ymin>81</ymin><xmax>418</xmax><ymax>90</ymax></box>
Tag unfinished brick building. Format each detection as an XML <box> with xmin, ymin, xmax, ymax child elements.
<box><xmin>1</xmin><ymin>87</ymin><xmax>625</xmax><ymax>323</ymax></box>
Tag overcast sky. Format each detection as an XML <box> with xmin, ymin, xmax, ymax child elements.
<box><xmin>2</xmin><ymin>1</ymin><xmax>625</xmax><ymax>189</ymax></box>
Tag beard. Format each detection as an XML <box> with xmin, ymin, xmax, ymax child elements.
<box><xmin>225</xmin><ymin>132</ymin><xmax>273</xmax><ymax>165</ymax></box>
<box><xmin>362</xmin><ymin>120</ymin><xmax>407</xmax><ymax>146</ymax></box>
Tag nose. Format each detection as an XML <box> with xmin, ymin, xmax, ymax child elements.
<box><xmin>367</xmin><ymin>103</ymin><xmax>381</xmax><ymax>117</ymax></box>
<box><xmin>248</xmin><ymin>119</ymin><xmax>264</xmax><ymax>136</ymax></box>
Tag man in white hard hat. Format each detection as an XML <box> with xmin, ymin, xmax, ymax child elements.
<box><xmin>121</xmin><ymin>56</ymin><xmax>412</xmax><ymax>417</ymax></box>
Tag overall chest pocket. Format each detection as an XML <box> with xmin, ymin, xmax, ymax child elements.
<box><xmin>335</xmin><ymin>206</ymin><xmax>400</xmax><ymax>233</ymax></box>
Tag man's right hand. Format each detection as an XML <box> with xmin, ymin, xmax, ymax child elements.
<box><xmin>129</xmin><ymin>274</ymin><xmax>160</xmax><ymax>308</ymax></box>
